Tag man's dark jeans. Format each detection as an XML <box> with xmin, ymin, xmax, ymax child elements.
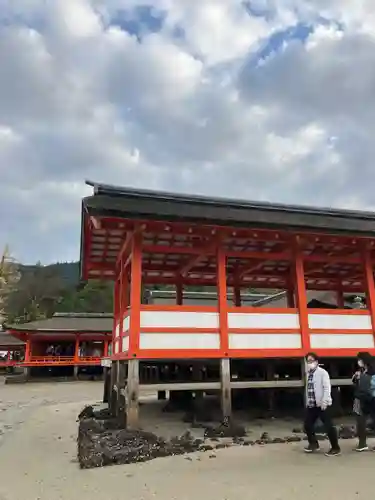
<box><xmin>304</xmin><ymin>406</ymin><xmax>340</xmax><ymax>449</ymax></box>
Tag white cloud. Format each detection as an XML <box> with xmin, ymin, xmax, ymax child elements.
<box><xmin>0</xmin><ymin>0</ymin><xmax>375</xmax><ymax>263</ymax></box>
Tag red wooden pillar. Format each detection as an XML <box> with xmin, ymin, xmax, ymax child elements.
<box><xmin>119</xmin><ymin>259</ymin><xmax>126</xmax><ymax>355</ymax></box>
<box><xmin>104</xmin><ymin>339</ymin><xmax>109</xmax><ymax>357</ymax></box>
<box><xmin>113</xmin><ymin>276</ymin><xmax>120</xmax><ymax>356</ymax></box>
<box><xmin>217</xmin><ymin>243</ymin><xmax>229</xmax><ymax>355</ymax></box>
<box><xmin>74</xmin><ymin>335</ymin><xmax>80</xmax><ymax>361</ymax></box>
<box><xmin>129</xmin><ymin>232</ymin><xmax>142</xmax><ymax>356</ymax></box>
<box><xmin>25</xmin><ymin>337</ymin><xmax>31</xmax><ymax>362</ymax></box>
<box><xmin>362</xmin><ymin>243</ymin><xmax>375</xmax><ymax>340</ymax></box>
<box><xmin>293</xmin><ymin>237</ymin><xmax>310</xmax><ymax>353</ymax></box>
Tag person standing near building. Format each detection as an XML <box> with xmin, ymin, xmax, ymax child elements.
<box><xmin>303</xmin><ymin>352</ymin><xmax>341</xmax><ymax>456</ymax></box>
<box><xmin>352</xmin><ymin>352</ymin><xmax>375</xmax><ymax>452</ymax></box>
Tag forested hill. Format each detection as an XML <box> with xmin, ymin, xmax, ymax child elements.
<box><xmin>5</xmin><ymin>261</ymin><xmax>114</xmax><ymax>324</ymax></box>
<box><xmin>3</xmin><ymin>261</ymin><xmax>270</xmax><ymax>325</ymax></box>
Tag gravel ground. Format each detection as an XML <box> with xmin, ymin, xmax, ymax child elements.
<box><xmin>0</xmin><ymin>378</ymin><xmax>374</xmax><ymax>500</ymax></box>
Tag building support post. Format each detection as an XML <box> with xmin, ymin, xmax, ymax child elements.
<box><xmin>118</xmin><ymin>361</ymin><xmax>127</xmax><ymax>426</ymax></box>
<box><xmin>126</xmin><ymin>359</ymin><xmax>140</xmax><ymax>429</ymax></box>
<box><xmin>336</xmin><ymin>284</ymin><xmax>345</xmax><ymax>308</ymax></box>
<box><xmin>217</xmin><ymin>241</ymin><xmax>231</xmax><ymax>420</ymax></box>
<box><xmin>176</xmin><ymin>282</ymin><xmax>183</xmax><ymax>305</ymax></box>
<box><xmin>73</xmin><ymin>334</ymin><xmax>80</xmax><ymax>379</ymax></box>
<box><xmin>23</xmin><ymin>338</ymin><xmax>31</xmax><ymax>380</ymax></box>
<box><xmin>110</xmin><ymin>360</ymin><xmax>119</xmax><ymax>416</ymax></box>
<box><xmin>103</xmin><ymin>365</ymin><xmax>111</xmax><ymax>403</ymax></box>
<box><xmin>220</xmin><ymin>358</ymin><xmax>232</xmax><ymax>420</ymax></box>
<box><xmin>233</xmin><ymin>285</ymin><xmax>241</xmax><ymax>307</ymax></box>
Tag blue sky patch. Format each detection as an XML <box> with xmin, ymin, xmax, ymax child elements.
<box><xmin>110</xmin><ymin>5</ymin><xmax>166</xmax><ymax>39</ymax></box>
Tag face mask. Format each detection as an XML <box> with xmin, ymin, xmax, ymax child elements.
<box><xmin>358</xmin><ymin>360</ymin><xmax>364</xmax><ymax>368</ymax></box>
<box><xmin>307</xmin><ymin>362</ymin><xmax>317</xmax><ymax>371</ymax></box>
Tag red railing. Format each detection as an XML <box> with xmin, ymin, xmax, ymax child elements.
<box><xmin>0</xmin><ymin>360</ymin><xmax>17</xmax><ymax>367</ymax></box>
<box><xmin>23</xmin><ymin>356</ymin><xmax>103</xmax><ymax>366</ymax></box>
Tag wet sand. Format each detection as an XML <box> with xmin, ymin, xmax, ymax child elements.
<box><xmin>0</xmin><ymin>379</ymin><xmax>374</xmax><ymax>500</ymax></box>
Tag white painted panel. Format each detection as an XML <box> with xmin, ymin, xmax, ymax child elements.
<box><xmin>310</xmin><ymin>334</ymin><xmax>374</xmax><ymax>349</ymax></box>
<box><xmin>308</xmin><ymin>313</ymin><xmax>372</xmax><ymax>330</ymax></box>
<box><xmin>123</xmin><ymin>315</ymin><xmax>130</xmax><ymax>332</ymax></box>
<box><xmin>115</xmin><ymin>323</ymin><xmax>120</xmax><ymax>338</ymax></box>
<box><xmin>122</xmin><ymin>336</ymin><xmax>129</xmax><ymax>352</ymax></box>
<box><xmin>139</xmin><ymin>333</ymin><xmax>220</xmax><ymax>350</ymax></box>
<box><xmin>140</xmin><ymin>311</ymin><xmax>219</xmax><ymax>328</ymax></box>
<box><xmin>228</xmin><ymin>313</ymin><xmax>300</xmax><ymax>329</ymax></box>
<box><xmin>229</xmin><ymin>333</ymin><xmax>301</xmax><ymax>349</ymax></box>
<box><xmin>114</xmin><ymin>342</ymin><xmax>119</xmax><ymax>354</ymax></box>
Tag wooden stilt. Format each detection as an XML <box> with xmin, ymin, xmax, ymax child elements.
<box><xmin>266</xmin><ymin>362</ymin><xmax>275</xmax><ymax>416</ymax></box>
<box><xmin>126</xmin><ymin>359</ymin><xmax>140</xmax><ymax>429</ymax></box>
<box><xmin>110</xmin><ymin>361</ymin><xmax>119</xmax><ymax>416</ymax></box>
<box><xmin>73</xmin><ymin>365</ymin><xmax>79</xmax><ymax>380</ymax></box>
<box><xmin>220</xmin><ymin>358</ymin><xmax>232</xmax><ymax>420</ymax></box>
<box><xmin>103</xmin><ymin>367</ymin><xmax>110</xmax><ymax>403</ymax></box>
<box><xmin>118</xmin><ymin>361</ymin><xmax>127</xmax><ymax>425</ymax></box>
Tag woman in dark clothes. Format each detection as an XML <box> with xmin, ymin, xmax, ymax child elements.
<box><xmin>352</xmin><ymin>352</ymin><xmax>375</xmax><ymax>452</ymax></box>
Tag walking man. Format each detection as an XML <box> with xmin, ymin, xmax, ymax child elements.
<box><xmin>303</xmin><ymin>352</ymin><xmax>341</xmax><ymax>456</ymax></box>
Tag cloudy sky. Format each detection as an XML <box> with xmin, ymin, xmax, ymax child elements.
<box><xmin>1</xmin><ymin>0</ymin><xmax>375</xmax><ymax>264</ymax></box>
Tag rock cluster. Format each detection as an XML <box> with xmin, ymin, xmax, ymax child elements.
<box><xmin>77</xmin><ymin>406</ymin><xmax>204</xmax><ymax>469</ymax></box>
<box><xmin>204</xmin><ymin>421</ymin><xmax>246</xmax><ymax>438</ymax></box>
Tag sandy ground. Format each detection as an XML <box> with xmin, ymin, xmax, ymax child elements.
<box><xmin>0</xmin><ymin>379</ymin><xmax>374</xmax><ymax>500</ymax></box>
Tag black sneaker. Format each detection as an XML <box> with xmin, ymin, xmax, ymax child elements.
<box><xmin>325</xmin><ymin>448</ymin><xmax>341</xmax><ymax>457</ymax></box>
<box><xmin>304</xmin><ymin>444</ymin><xmax>320</xmax><ymax>453</ymax></box>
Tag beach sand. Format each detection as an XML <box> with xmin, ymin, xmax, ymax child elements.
<box><xmin>0</xmin><ymin>379</ymin><xmax>373</xmax><ymax>500</ymax></box>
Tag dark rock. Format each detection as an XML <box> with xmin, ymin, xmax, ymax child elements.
<box><xmin>204</xmin><ymin>421</ymin><xmax>246</xmax><ymax>439</ymax></box>
<box><xmin>193</xmin><ymin>438</ymin><xmax>204</xmax><ymax>446</ymax></box>
<box><xmin>255</xmin><ymin>440</ymin><xmax>266</xmax><ymax>445</ymax></box>
<box><xmin>215</xmin><ymin>443</ymin><xmax>230</xmax><ymax>450</ymax></box>
<box><xmin>271</xmin><ymin>437</ymin><xmax>286</xmax><ymax>444</ymax></box>
<box><xmin>77</xmin><ymin>410</ymin><xmax>203</xmax><ymax>469</ymax></box>
<box><xmin>286</xmin><ymin>436</ymin><xmax>302</xmax><ymax>442</ymax></box>
<box><xmin>78</xmin><ymin>405</ymin><xmax>94</xmax><ymax>420</ymax></box>
<box><xmin>242</xmin><ymin>440</ymin><xmax>254</xmax><ymax>446</ymax></box>
<box><xmin>198</xmin><ymin>444</ymin><xmax>214</xmax><ymax>451</ymax></box>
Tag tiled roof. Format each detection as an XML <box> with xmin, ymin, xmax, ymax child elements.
<box><xmin>6</xmin><ymin>313</ymin><xmax>113</xmax><ymax>333</ymax></box>
<box><xmin>0</xmin><ymin>332</ymin><xmax>25</xmax><ymax>347</ymax></box>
